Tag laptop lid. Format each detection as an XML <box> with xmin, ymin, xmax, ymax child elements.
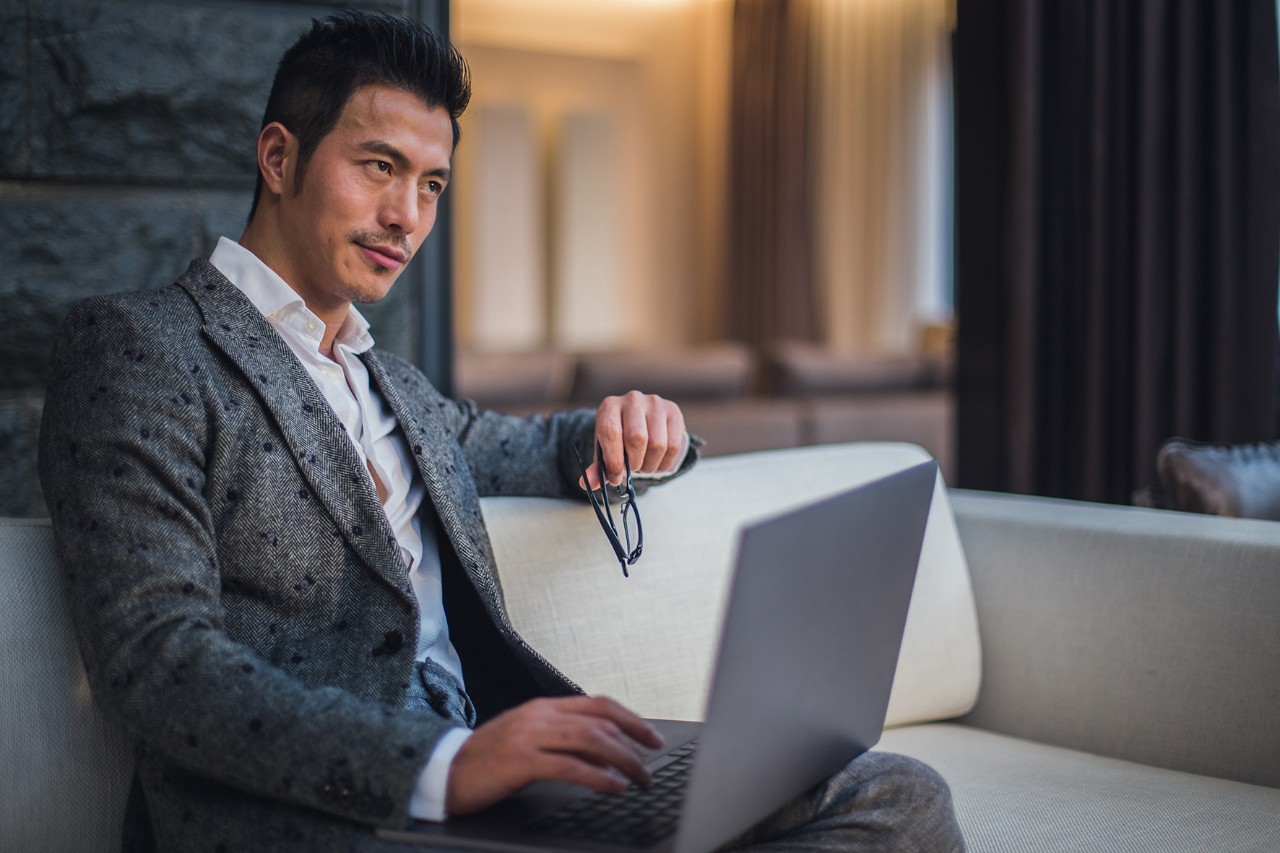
<box><xmin>672</xmin><ymin>460</ymin><xmax>936</xmax><ymax>853</ymax></box>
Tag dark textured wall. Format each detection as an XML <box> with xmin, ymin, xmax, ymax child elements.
<box><xmin>0</xmin><ymin>0</ymin><xmax>422</xmax><ymax>517</ymax></box>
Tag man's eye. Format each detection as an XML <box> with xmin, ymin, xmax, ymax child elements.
<box><xmin>427</xmin><ymin>180</ymin><xmax>443</xmax><ymax>195</ymax></box>
<box><xmin>373</xmin><ymin>160</ymin><xmax>391</xmax><ymax>173</ymax></box>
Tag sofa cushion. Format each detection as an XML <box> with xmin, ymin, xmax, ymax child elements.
<box><xmin>569</xmin><ymin>344</ymin><xmax>754</xmax><ymax>404</ymax></box>
<box><xmin>454</xmin><ymin>350</ymin><xmax>575</xmax><ymax>410</ymax></box>
<box><xmin>679</xmin><ymin>399</ymin><xmax>806</xmax><ymax>457</ymax></box>
<box><xmin>806</xmin><ymin>392</ymin><xmax>955</xmax><ymax>483</ymax></box>
<box><xmin>482</xmin><ymin>442</ymin><xmax>981</xmax><ymax>727</ymax></box>
<box><xmin>764</xmin><ymin>340</ymin><xmax>941</xmax><ymax>395</ymax></box>
<box><xmin>1</xmin><ymin>519</ymin><xmax>133</xmax><ymax>853</ymax></box>
<box><xmin>880</xmin><ymin>723</ymin><xmax>1280</xmax><ymax>852</ymax></box>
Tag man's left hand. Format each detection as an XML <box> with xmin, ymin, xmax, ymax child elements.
<box><xmin>582</xmin><ymin>391</ymin><xmax>687</xmax><ymax>490</ymax></box>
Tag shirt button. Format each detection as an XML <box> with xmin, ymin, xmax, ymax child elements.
<box><xmin>305</xmin><ymin>320</ymin><xmax>317</xmax><ymax>333</ymax></box>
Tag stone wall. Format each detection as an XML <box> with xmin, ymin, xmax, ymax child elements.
<box><xmin>0</xmin><ymin>0</ymin><xmax>428</xmax><ymax>517</ymax></box>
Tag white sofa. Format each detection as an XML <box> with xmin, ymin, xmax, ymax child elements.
<box><xmin>5</xmin><ymin>443</ymin><xmax>1279</xmax><ymax>851</ymax></box>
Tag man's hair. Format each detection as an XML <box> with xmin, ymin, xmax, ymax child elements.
<box><xmin>247</xmin><ymin>10</ymin><xmax>471</xmax><ymax>222</ymax></box>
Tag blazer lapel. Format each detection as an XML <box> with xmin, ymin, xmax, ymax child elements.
<box><xmin>361</xmin><ymin>350</ymin><xmax>513</xmax><ymax>631</ymax></box>
<box><xmin>176</xmin><ymin>261</ymin><xmax>415</xmax><ymax>610</ymax></box>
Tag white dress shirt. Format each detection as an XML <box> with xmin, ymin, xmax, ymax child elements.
<box><xmin>209</xmin><ymin>236</ymin><xmax>467</xmax><ymax>821</ymax></box>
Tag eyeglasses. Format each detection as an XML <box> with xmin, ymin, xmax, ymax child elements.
<box><xmin>574</xmin><ymin>441</ymin><xmax>644</xmax><ymax>577</ymax></box>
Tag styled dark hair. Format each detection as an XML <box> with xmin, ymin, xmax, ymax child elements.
<box><xmin>247</xmin><ymin>10</ymin><xmax>471</xmax><ymax>222</ymax></box>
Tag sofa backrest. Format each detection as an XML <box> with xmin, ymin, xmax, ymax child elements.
<box><xmin>0</xmin><ymin>518</ymin><xmax>134</xmax><ymax>852</ymax></box>
<box><xmin>482</xmin><ymin>442</ymin><xmax>982</xmax><ymax>728</ymax></box>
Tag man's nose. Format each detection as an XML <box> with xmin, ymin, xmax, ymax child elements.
<box><xmin>379</xmin><ymin>182</ymin><xmax>420</xmax><ymax>235</ymax></box>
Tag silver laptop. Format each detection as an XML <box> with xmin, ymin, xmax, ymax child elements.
<box><xmin>372</xmin><ymin>460</ymin><xmax>937</xmax><ymax>853</ymax></box>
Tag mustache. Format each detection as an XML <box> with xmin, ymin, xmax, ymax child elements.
<box><xmin>350</xmin><ymin>231</ymin><xmax>414</xmax><ymax>264</ymax></box>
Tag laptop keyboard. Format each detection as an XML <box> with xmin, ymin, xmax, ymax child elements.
<box><xmin>524</xmin><ymin>739</ymin><xmax>698</xmax><ymax>847</ymax></box>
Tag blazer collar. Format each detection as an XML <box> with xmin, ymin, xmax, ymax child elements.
<box><xmin>176</xmin><ymin>259</ymin><xmax>416</xmax><ymax>610</ymax></box>
<box><xmin>360</xmin><ymin>351</ymin><xmax>512</xmax><ymax>632</ymax></box>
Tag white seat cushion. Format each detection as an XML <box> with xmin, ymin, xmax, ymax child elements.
<box><xmin>482</xmin><ymin>442</ymin><xmax>981</xmax><ymax>725</ymax></box>
<box><xmin>879</xmin><ymin>723</ymin><xmax>1280</xmax><ymax>852</ymax></box>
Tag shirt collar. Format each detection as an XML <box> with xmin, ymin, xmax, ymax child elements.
<box><xmin>208</xmin><ymin>236</ymin><xmax>374</xmax><ymax>354</ymax></box>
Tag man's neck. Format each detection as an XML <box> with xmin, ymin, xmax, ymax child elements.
<box><xmin>238</xmin><ymin>221</ymin><xmax>348</xmax><ymax>359</ymax></box>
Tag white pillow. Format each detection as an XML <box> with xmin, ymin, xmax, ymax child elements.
<box><xmin>482</xmin><ymin>442</ymin><xmax>981</xmax><ymax>728</ymax></box>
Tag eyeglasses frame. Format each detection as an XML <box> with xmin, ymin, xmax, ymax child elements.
<box><xmin>573</xmin><ymin>441</ymin><xmax>644</xmax><ymax>577</ymax></box>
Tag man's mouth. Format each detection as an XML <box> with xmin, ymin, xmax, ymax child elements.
<box><xmin>355</xmin><ymin>241</ymin><xmax>409</xmax><ymax>269</ymax></box>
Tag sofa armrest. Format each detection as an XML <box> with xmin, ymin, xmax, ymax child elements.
<box><xmin>951</xmin><ymin>490</ymin><xmax>1280</xmax><ymax>788</ymax></box>
<box><xmin>1</xmin><ymin>518</ymin><xmax>134</xmax><ymax>851</ymax></box>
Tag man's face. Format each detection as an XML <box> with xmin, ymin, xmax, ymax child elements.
<box><xmin>274</xmin><ymin>83</ymin><xmax>453</xmax><ymax>314</ymax></box>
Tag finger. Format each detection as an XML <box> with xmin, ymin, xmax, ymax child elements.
<box><xmin>655</xmin><ymin>416</ymin><xmax>687</xmax><ymax>475</ymax></box>
<box><xmin>538</xmin><ymin>753</ymin><xmax>631</xmax><ymax>793</ymax></box>
<box><xmin>620</xmin><ymin>392</ymin><xmax>651</xmax><ymax>477</ymax></box>
<box><xmin>447</xmin><ymin>700</ymin><xmax>643</xmax><ymax>816</ymax></box>
<box><xmin>595</xmin><ymin>398</ymin><xmax>627</xmax><ymax>487</ymax></box>
<box><xmin>641</xmin><ymin>402</ymin><xmax>678</xmax><ymax>474</ymax></box>
<box><xmin>579</xmin><ymin>460</ymin><xmax>599</xmax><ymax>492</ymax></box>
<box><xmin>637</xmin><ymin>404</ymin><xmax>667</xmax><ymax>474</ymax></box>
<box><xmin>587</xmin><ymin>395</ymin><xmax>621</xmax><ymax>490</ymax></box>
<box><xmin>564</xmin><ymin>695</ymin><xmax>664</xmax><ymax>750</ymax></box>
<box><xmin>514</xmin><ymin>702</ymin><xmax>651</xmax><ymax>789</ymax></box>
<box><xmin>556</xmin><ymin>721</ymin><xmax>653</xmax><ymax>788</ymax></box>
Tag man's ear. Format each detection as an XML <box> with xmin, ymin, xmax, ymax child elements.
<box><xmin>257</xmin><ymin>122</ymin><xmax>296</xmax><ymax>197</ymax></box>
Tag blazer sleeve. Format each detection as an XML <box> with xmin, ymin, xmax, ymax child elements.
<box><xmin>423</xmin><ymin>383</ymin><xmax>701</xmax><ymax>500</ymax></box>
<box><xmin>38</xmin><ymin>300</ymin><xmax>450</xmax><ymax>830</ymax></box>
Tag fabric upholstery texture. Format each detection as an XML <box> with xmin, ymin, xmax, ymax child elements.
<box><xmin>880</xmin><ymin>723</ymin><xmax>1280</xmax><ymax>853</ymax></box>
<box><xmin>952</xmin><ymin>490</ymin><xmax>1280</xmax><ymax>787</ymax></box>
<box><xmin>1157</xmin><ymin>438</ymin><xmax>1280</xmax><ymax>520</ymax></box>
<box><xmin>1</xmin><ymin>518</ymin><xmax>133</xmax><ymax>853</ymax></box>
<box><xmin>482</xmin><ymin>442</ymin><xmax>982</xmax><ymax>727</ymax></box>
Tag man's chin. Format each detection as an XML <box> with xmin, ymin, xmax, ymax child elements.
<box><xmin>347</xmin><ymin>276</ymin><xmax>401</xmax><ymax>305</ymax></box>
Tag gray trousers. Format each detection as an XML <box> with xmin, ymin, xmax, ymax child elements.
<box><xmin>721</xmin><ymin>750</ymin><xmax>965</xmax><ymax>852</ymax></box>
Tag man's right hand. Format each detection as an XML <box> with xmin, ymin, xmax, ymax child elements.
<box><xmin>444</xmin><ymin>695</ymin><xmax>664</xmax><ymax>816</ymax></box>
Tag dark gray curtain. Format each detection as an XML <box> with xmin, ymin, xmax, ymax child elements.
<box><xmin>955</xmin><ymin>0</ymin><xmax>1280</xmax><ymax>504</ymax></box>
<box><xmin>727</xmin><ymin>0</ymin><xmax>817</xmax><ymax>357</ymax></box>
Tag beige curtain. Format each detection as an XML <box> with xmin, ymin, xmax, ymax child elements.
<box><xmin>809</xmin><ymin>0</ymin><xmax>952</xmax><ymax>355</ymax></box>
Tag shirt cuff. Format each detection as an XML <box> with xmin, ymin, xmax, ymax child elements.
<box><xmin>632</xmin><ymin>431</ymin><xmax>692</xmax><ymax>480</ymax></box>
<box><xmin>406</xmin><ymin>727</ymin><xmax>472</xmax><ymax>822</ymax></box>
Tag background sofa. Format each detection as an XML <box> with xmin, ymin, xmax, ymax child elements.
<box><xmin>455</xmin><ymin>342</ymin><xmax>955</xmax><ymax>481</ymax></box>
<box><xmin>5</xmin><ymin>443</ymin><xmax>1278</xmax><ymax>851</ymax></box>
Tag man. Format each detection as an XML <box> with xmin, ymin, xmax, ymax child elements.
<box><xmin>39</xmin><ymin>11</ymin><xmax>963</xmax><ymax>852</ymax></box>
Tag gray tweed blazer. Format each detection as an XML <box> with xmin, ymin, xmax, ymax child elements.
<box><xmin>38</xmin><ymin>259</ymin><xmax>694</xmax><ymax>852</ymax></box>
